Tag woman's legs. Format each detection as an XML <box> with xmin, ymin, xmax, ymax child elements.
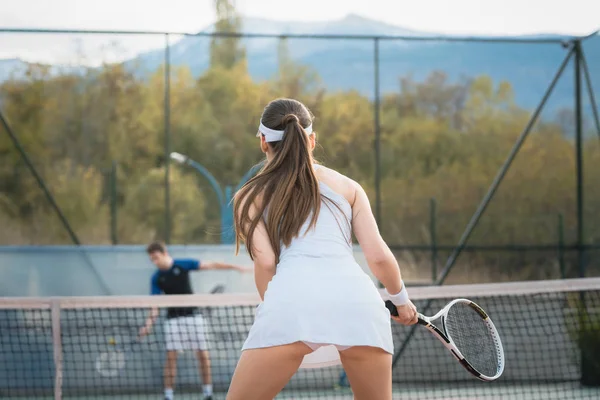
<box><xmin>226</xmin><ymin>342</ymin><xmax>312</xmax><ymax>400</ymax></box>
<box><xmin>227</xmin><ymin>343</ymin><xmax>393</xmax><ymax>400</ymax></box>
<box><xmin>339</xmin><ymin>346</ymin><xmax>393</xmax><ymax>400</ymax></box>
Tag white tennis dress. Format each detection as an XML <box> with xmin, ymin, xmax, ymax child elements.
<box><xmin>241</xmin><ymin>172</ymin><xmax>394</xmax><ymax>368</ymax></box>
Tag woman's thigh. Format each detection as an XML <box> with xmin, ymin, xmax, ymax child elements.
<box><xmin>226</xmin><ymin>342</ymin><xmax>312</xmax><ymax>400</ymax></box>
<box><xmin>339</xmin><ymin>346</ymin><xmax>393</xmax><ymax>400</ymax></box>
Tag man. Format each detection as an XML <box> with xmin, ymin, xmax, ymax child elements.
<box><xmin>139</xmin><ymin>241</ymin><xmax>249</xmax><ymax>400</ymax></box>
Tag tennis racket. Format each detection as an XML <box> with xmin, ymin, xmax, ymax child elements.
<box><xmin>199</xmin><ymin>284</ymin><xmax>226</xmax><ymax>319</ymax></box>
<box><xmin>385</xmin><ymin>299</ymin><xmax>505</xmax><ymax>381</ymax></box>
<box><xmin>210</xmin><ymin>284</ymin><xmax>226</xmax><ymax>294</ymax></box>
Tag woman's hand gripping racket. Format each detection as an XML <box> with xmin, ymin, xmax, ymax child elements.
<box><xmin>386</xmin><ymin>298</ymin><xmax>505</xmax><ymax>381</ymax></box>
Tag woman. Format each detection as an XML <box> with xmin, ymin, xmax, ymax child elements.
<box><xmin>228</xmin><ymin>98</ymin><xmax>418</xmax><ymax>400</ymax></box>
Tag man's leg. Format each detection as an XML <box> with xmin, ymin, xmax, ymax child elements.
<box><xmin>164</xmin><ymin>317</ymin><xmax>182</xmax><ymax>399</ymax></box>
<box><xmin>164</xmin><ymin>350</ymin><xmax>178</xmax><ymax>399</ymax></box>
<box><xmin>192</xmin><ymin>314</ymin><xmax>212</xmax><ymax>398</ymax></box>
<box><xmin>196</xmin><ymin>350</ymin><xmax>213</xmax><ymax>398</ymax></box>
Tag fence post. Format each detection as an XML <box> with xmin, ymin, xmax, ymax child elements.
<box><xmin>580</xmin><ymin>48</ymin><xmax>600</xmax><ymax>140</ymax></box>
<box><xmin>110</xmin><ymin>160</ymin><xmax>118</xmax><ymax>245</ymax></box>
<box><xmin>164</xmin><ymin>33</ymin><xmax>172</xmax><ymax>244</ymax></box>
<box><xmin>557</xmin><ymin>213</ymin><xmax>565</xmax><ymax>279</ymax></box>
<box><xmin>574</xmin><ymin>40</ymin><xmax>585</xmax><ymax>279</ymax></box>
<box><xmin>373</xmin><ymin>37</ymin><xmax>381</xmax><ymax>229</ymax></box>
<box><xmin>430</xmin><ymin>198</ymin><xmax>438</xmax><ymax>283</ymax></box>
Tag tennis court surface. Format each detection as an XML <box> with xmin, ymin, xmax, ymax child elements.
<box><xmin>1</xmin><ymin>278</ymin><xmax>599</xmax><ymax>399</ymax></box>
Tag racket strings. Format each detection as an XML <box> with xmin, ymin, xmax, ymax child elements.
<box><xmin>445</xmin><ymin>303</ymin><xmax>500</xmax><ymax>377</ymax></box>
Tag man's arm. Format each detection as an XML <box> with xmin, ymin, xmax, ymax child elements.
<box><xmin>175</xmin><ymin>258</ymin><xmax>250</xmax><ymax>273</ymax></box>
<box><xmin>139</xmin><ymin>273</ymin><xmax>162</xmax><ymax>338</ymax></box>
<box><xmin>200</xmin><ymin>261</ymin><xmax>250</xmax><ymax>272</ymax></box>
<box><xmin>139</xmin><ymin>307</ymin><xmax>159</xmax><ymax>338</ymax></box>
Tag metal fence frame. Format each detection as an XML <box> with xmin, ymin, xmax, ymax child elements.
<box><xmin>1</xmin><ymin>25</ymin><xmax>600</xmax><ymax>382</ymax></box>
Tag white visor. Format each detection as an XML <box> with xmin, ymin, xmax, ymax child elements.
<box><xmin>257</xmin><ymin>121</ymin><xmax>313</xmax><ymax>142</ymax></box>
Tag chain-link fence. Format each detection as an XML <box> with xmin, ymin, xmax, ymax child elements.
<box><xmin>0</xmin><ymin>27</ymin><xmax>598</xmax><ymax>283</ymax></box>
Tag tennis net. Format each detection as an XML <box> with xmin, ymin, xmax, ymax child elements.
<box><xmin>1</xmin><ymin>278</ymin><xmax>599</xmax><ymax>399</ymax></box>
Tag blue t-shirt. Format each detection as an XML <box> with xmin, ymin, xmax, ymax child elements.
<box><xmin>150</xmin><ymin>258</ymin><xmax>200</xmax><ymax>318</ymax></box>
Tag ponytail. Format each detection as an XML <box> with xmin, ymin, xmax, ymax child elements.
<box><xmin>233</xmin><ymin>99</ymin><xmax>320</xmax><ymax>262</ymax></box>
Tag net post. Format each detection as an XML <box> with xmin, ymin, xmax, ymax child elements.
<box><xmin>51</xmin><ymin>299</ymin><xmax>63</xmax><ymax>400</ymax></box>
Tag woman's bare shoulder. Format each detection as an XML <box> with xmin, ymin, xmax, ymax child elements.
<box><xmin>314</xmin><ymin>164</ymin><xmax>359</xmax><ymax>206</ymax></box>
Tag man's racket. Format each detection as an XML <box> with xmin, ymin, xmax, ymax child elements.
<box><xmin>210</xmin><ymin>284</ymin><xmax>226</xmax><ymax>294</ymax></box>
<box><xmin>199</xmin><ymin>284</ymin><xmax>226</xmax><ymax>319</ymax></box>
<box><xmin>385</xmin><ymin>299</ymin><xmax>504</xmax><ymax>381</ymax></box>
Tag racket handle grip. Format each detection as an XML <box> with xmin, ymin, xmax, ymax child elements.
<box><xmin>387</xmin><ymin>301</ymin><xmax>428</xmax><ymax>325</ymax></box>
<box><xmin>385</xmin><ymin>300</ymin><xmax>399</xmax><ymax>317</ymax></box>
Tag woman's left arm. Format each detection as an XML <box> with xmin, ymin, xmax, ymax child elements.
<box><xmin>236</xmin><ymin>196</ymin><xmax>277</xmax><ymax>300</ymax></box>
<box><xmin>250</xmin><ymin>219</ymin><xmax>276</xmax><ymax>300</ymax></box>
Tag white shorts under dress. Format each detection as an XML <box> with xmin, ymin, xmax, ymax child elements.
<box><xmin>241</xmin><ymin>178</ymin><xmax>394</xmax><ymax>369</ymax></box>
<box><xmin>164</xmin><ymin>313</ymin><xmax>209</xmax><ymax>351</ymax></box>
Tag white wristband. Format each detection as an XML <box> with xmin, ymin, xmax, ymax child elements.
<box><xmin>385</xmin><ymin>281</ymin><xmax>409</xmax><ymax>306</ymax></box>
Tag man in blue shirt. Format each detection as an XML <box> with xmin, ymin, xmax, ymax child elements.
<box><xmin>139</xmin><ymin>241</ymin><xmax>248</xmax><ymax>400</ymax></box>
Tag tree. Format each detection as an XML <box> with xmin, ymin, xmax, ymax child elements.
<box><xmin>121</xmin><ymin>167</ymin><xmax>207</xmax><ymax>244</ymax></box>
<box><xmin>1</xmin><ymin>46</ymin><xmax>598</xmax><ymax>281</ymax></box>
<box><xmin>209</xmin><ymin>0</ymin><xmax>246</xmax><ymax>70</ymax></box>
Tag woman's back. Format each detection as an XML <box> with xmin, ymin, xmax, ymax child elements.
<box><xmin>278</xmin><ymin>166</ymin><xmax>356</xmax><ymax>267</ymax></box>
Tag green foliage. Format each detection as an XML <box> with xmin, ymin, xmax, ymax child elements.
<box><xmin>0</xmin><ymin>159</ymin><xmax>109</xmax><ymax>244</ymax></box>
<box><xmin>565</xmin><ymin>293</ymin><xmax>600</xmax><ymax>386</ymax></box>
<box><xmin>0</xmin><ymin>40</ymin><xmax>598</xmax><ymax>284</ymax></box>
<box><xmin>121</xmin><ymin>167</ymin><xmax>206</xmax><ymax>244</ymax></box>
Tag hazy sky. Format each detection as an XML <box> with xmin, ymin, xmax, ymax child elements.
<box><xmin>3</xmin><ymin>0</ymin><xmax>598</xmax><ymax>35</ymax></box>
<box><xmin>1</xmin><ymin>0</ymin><xmax>598</xmax><ymax>64</ymax></box>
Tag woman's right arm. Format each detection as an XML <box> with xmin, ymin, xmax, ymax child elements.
<box><xmin>349</xmin><ymin>180</ymin><xmax>418</xmax><ymax>325</ymax></box>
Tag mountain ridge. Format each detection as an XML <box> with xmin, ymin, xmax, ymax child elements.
<box><xmin>1</xmin><ymin>14</ymin><xmax>598</xmax><ymax>111</ymax></box>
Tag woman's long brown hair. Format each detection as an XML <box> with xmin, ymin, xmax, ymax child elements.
<box><xmin>234</xmin><ymin>98</ymin><xmax>321</xmax><ymax>262</ymax></box>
